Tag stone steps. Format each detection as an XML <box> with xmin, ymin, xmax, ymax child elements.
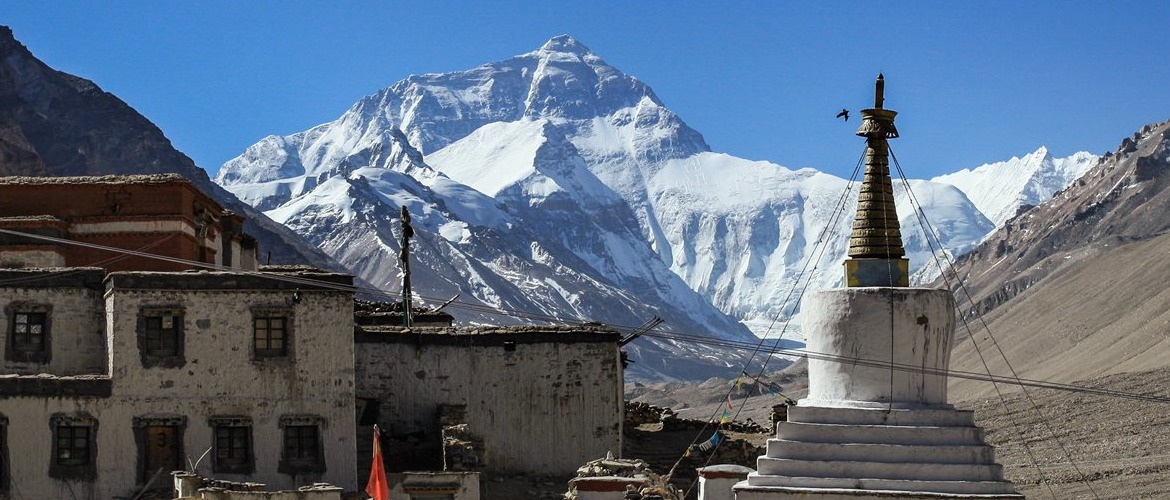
<box><xmin>777</xmin><ymin>421</ymin><xmax>984</xmax><ymax>445</ymax></box>
<box><xmin>743</xmin><ymin>474</ymin><xmax>1023</xmax><ymax>496</ymax></box>
<box><xmin>736</xmin><ymin>405</ymin><xmax>1022</xmax><ymax>497</ymax></box>
<box><xmin>766</xmin><ymin>440</ymin><xmax>997</xmax><ymax>465</ymax></box>
<box><xmin>787</xmin><ymin>405</ymin><xmax>975</xmax><ymax>427</ymax></box>
<box><xmin>755</xmin><ymin>457</ymin><xmax>1004</xmax><ymax>482</ymax></box>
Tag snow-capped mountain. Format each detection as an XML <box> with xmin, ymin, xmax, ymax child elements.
<box><xmin>216</xmin><ymin>35</ymin><xmax>1091</xmax><ymax>378</ymax></box>
<box><xmin>932</xmin><ymin>147</ymin><xmax>1097</xmax><ymax>227</ymax></box>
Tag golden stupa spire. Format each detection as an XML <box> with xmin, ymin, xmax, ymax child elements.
<box><xmin>844</xmin><ymin>74</ymin><xmax>909</xmax><ymax>287</ymax></box>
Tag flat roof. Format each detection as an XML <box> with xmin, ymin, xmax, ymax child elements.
<box><xmin>356</xmin><ymin>323</ymin><xmax>620</xmax><ymax>346</ymax></box>
<box><xmin>0</xmin><ymin>173</ymin><xmax>191</xmax><ymax>186</ymax></box>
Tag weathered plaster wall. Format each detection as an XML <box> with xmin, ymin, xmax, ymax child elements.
<box><xmin>356</xmin><ymin>328</ymin><xmax>623</xmax><ymax>476</ymax></box>
<box><xmin>802</xmin><ymin>287</ymin><xmax>955</xmax><ymax>408</ymax></box>
<box><xmin>0</xmin><ymin>248</ymin><xmax>66</xmax><ymax>268</ymax></box>
<box><xmin>0</xmin><ymin>271</ymin><xmax>357</xmax><ymax>500</ymax></box>
<box><xmin>388</xmin><ymin>471</ymin><xmax>480</xmax><ymax>500</ymax></box>
<box><xmin>0</xmin><ymin>269</ymin><xmax>106</xmax><ymax>375</ymax></box>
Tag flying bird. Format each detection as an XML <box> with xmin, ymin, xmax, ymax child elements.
<box><xmin>836</xmin><ymin>108</ymin><xmax>849</xmax><ymax>122</ymax></box>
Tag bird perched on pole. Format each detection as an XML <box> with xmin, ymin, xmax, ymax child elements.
<box><xmin>836</xmin><ymin>108</ymin><xmax>850</xmax><ymax>121</ymax></box>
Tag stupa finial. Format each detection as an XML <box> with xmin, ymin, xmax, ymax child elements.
<box><xmin>844</xmin><ymin>74</ymin><xmax>908</xmax><ymax>287</ymax></box>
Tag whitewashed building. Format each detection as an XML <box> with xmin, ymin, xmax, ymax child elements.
<box><xmin>0</xmin><ymin>176</ymin><xmax>358</xmax><ymax>499</ymax></box>
<box><xmin>0</xmin><ymin>269</ymin><xmax>358</xmax><ymax>500</ymax></box>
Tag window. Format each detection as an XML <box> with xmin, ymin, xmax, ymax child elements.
<box><xmin>6</xmin><ymin>303</ymin><xmax>51</xmax><ymax>364</ymax></box>
<box><xmin>284</xmin><ymin>426</ymin><xmax>318</xmax><ymax>461</ymax></box>
<box><xmin>49</xmin><ymin>413</ymin><xmax>96</xmax><ymax>480</ymax></box>
<box><xmin>278</xmin><ymin>415</ymin><xmax>325</xmax><ymax>475</ymax></box>
<box><xmin>144</xmin><ymin>315</ymin><xmax>179</xmax><ymax>355</ymax></box>
<box><xmin>216</xmin><ymin>427</ymin><xmax>249</xmax><ymax>467</ymax></box>
<box><xmin>210</xmin><ymin>417</ymin><xmax>253</xmax><ymax>474</ymax></box>
<box><xmin>137</xmin><ymin>307</ymin><xmax>185</xmax><ymax>368</ymax></box>
<box><xmin>253</xmin><ymin>311</ymin><xmax>292</xmax><ymax>358</ymax></box>
<box><xmin>56</xmin><ymin>425</ymin><xmax>91</xmax><ymax>465</ymax></box>
<box><xmin>13</xmin><ymin>312</ymin><xmax>46</xmax><ymax>353</ymax></box>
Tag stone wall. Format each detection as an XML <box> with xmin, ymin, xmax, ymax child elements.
<box><xmin>174</xmin><ymin>472</ymin><xmax>344</xmax><ymax>500</ymax></box>
<box><xmin>0</xmin><ymin>268</ymin><xmax>106</xmax><ymax>375</ymax></box>
<box><xmin>356</xmin><ymin>326</ymin><xmax>623</xmax><ymax>476</ymax></box>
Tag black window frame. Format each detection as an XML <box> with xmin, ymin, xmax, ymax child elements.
<box><xmin>56</xmin><ymin>425</ymin><xmax>91</xmax><ymax>466</ymax></box>
<box><xmin>278</xmin><ymin>415</ymin><xmax>326</xmax><ymax>475</ymax></box>
<box><xmin>49</xmin><ymin>413</ymin><xmax>97</xmax><ymax>480</ymax></box>
<box><xmin>5</xmin><ymin>303</ymin><xmax>52</xmax><ymax>364</ymax></box>
<box><xmin>13</xmin><ymin>312</ymin><xmax>47</xmax><ymax>353</ymax></box>
<box><xmin>137</xmin><ymin>307</ymin><xmax>185</xmax><ymax>368</ymax></box>
<box><xmin>209</xmin><ymin>417</ymin><xmax>253</xmax><ymax>474</ymax></box>
<box><xmin>284</xmin><ymin>425</ymin><xmax>318</xmax><ymax>461</ymax></box>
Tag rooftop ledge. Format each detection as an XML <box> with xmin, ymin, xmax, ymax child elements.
<box><xmin>0</xmin><ymin>373</ymin><xmax>112</xmax><ymax>397</ymax></box>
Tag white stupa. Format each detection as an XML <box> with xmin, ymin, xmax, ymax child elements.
<box><xmin>733</xmin><ymin>76</ymin><xmax>1024</xmax><ymax>500</ymax></box>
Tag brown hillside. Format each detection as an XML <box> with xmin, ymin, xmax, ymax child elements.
<box><xmin>942</xmin><ymin>119</ymin><xmax>1170</xmax><ymax>400</ymax></box>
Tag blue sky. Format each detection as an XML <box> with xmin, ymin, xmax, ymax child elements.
<box><xmin>5</xmin><ymin>1</ymin><xmax>1170</xmax><ymax>179</ymax></box>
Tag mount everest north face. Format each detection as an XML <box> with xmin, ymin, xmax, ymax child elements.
<box><xmin>215</xmin><ymin>35</ymin><xmax>1094</xmax><ymax>380</ymax></box>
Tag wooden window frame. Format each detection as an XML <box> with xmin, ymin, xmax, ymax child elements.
<box><xmin>5</xmin><ymin>303</ymin><xmax>52</xmax><ymax>364</ymax></box>
<box><xmin>49</xmin><ymin>413</ymin><xmax>97</xmax><ymax>480</ymax></box>
<box><xmin>138</xmin><ymin>307</ymin><xmax>185</xmax><ymax>368</ymax></box>
<box><xmin>278</xmin><ymin>415</ymin><xmax>326</xmax><ymax>475</ymax></box>
<box><xmin>252</xmin><ymin>309</ymin><xmax>293</xmax><ymax>359</ymax></box>
<box><xmin>209</xmin><ymin>416</ymin><xmax>253</xmax><ymax>474</ymax></box>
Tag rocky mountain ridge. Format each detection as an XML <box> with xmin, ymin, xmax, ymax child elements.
<box><xmin>942</xmin><ymin>119</ymin><xmax>1170</xmax><ymax>399</ymax></box>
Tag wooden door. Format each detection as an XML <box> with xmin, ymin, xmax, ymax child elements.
<box><xmin>143</xmin><ymin>426</ymin><xmax>181</xmax><ymax>484</ymax></box>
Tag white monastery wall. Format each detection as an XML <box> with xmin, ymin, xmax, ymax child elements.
<box><xmin>356</xmin><ymin>328</ymin><xmax>623</xmax><ymax>476</ymax></box>
<box><xmin>0</xmin><ymin>269</ymin><xmax>106</xmax><ymax>375</ymax></box>
<box><xmin>0</xmin><ymin>271</ymin><xmax>356</xmax><ymax>500</ymax></box>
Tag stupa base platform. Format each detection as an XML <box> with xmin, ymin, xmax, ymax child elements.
<box><xmin>733</xmin><ymin>405</ymin><xmax>1023</xmax><ymax>499</ymax></box>
<box><xmin>734</xmin><ymin>484</ymin><xmax>1024</xmax><ymax>500</ymax></box>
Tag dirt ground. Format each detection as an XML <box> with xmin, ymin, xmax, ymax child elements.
<box><xmin>960</xmin><ymin>366</ymin><xmax>1170</xmax><ymax>500</ymax></box>
<box><xmin>629</xmin><ymin>364</ymin><xmax>1170</xmax><ymax>500</ymax></box>
<box><xmin>422</xmin><ymin>364</ymin><xmax>1170</xmax><ymax>499</ymax></box>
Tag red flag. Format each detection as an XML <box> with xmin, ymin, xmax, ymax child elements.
<box><xmin>365</xmin><ymin>425</ymin><xmax>390</xmax><ymax>500</ymax></box>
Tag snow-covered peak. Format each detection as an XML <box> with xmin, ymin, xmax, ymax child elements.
<box><xmin>537</xmin><ymin>34</ymin><xmax>594</xmax><ymax>57</ymax></box>
<box><xmin>931</xmin><ymin>147</ymin><xmax>1097</xmax><ymax>227</ymax></box>
<box><xmin>214</xmin><ymin>35</ymin><xmax>1097</xmax><ymax>378</ymax></box>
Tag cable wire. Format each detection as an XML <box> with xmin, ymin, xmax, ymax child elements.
<box><xmin>891</xmin><ymin>148</ymin><xmax>1092</xmax><ymax>499</ymax></box>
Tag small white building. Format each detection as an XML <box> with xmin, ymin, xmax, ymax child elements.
<box><xmin>355</xmin><ymin>324</ymin><xmax>624</xmax><ymax>478</ymax></box>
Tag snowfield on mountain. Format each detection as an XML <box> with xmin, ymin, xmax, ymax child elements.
<box><xmin>216</xmin><ymin>35</ymin><xmax>1094</xmax><ymax>379</ymax></box>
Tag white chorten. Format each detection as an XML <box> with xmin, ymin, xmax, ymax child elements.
<box><xmin>733</xmin><ymin>76</ymin><xmax>1024</xmax><ymax>500</ymax></box>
